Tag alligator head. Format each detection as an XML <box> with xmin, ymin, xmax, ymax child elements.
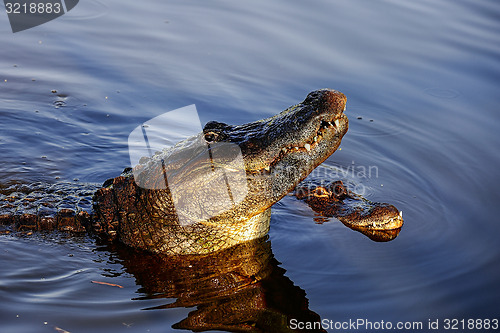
<box><xmin>295</xmin><ymin>180</ymin><xmax>404</xmax><ymax>242</ymax></box>
<box><xmin>94</xmin><ymin>89</ymin><xmax>348</xmax><ymax>254</ymax></box>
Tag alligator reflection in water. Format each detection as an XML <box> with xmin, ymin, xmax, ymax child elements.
<box><xmin>107</xmin><ymin>203</ymin><xmax>401</xmax><ymax>333</ymax></box>
<box><xmin>106</xmin><ymin>236</ymin><xmax>326</xmax><ymax>333</ymax></box>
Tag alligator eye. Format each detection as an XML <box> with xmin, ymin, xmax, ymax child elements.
<box><xmin>314</xmin><ymin>187</ymin><xmax>330</xmax><ymax>197</ymax></box>
<box><xmin>204</xmin><ymin>132</ymin><xmax>218</xmax><ymax>143</ymax></box>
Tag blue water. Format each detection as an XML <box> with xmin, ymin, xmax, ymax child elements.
<box><xmin>1</xmin><ymin>0</ymin><xmax>499</xmax><ymax>332</ymax></box>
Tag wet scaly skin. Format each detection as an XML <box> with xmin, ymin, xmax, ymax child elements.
<box><xmin>1</xmin><ymin>89</ymin><xmax>402</xmax><ymax>253</ymax></box>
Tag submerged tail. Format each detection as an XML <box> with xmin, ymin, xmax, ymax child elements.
<box><xmin>0</xmin><ymin>182</ymin><xmax>100</xmax><ymax>233</ymax></box>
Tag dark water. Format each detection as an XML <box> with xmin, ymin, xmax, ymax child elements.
<box><xmin>1</xmin><ymin>0</ymin><xmax>499</xmax><ymax>332</ymax></box>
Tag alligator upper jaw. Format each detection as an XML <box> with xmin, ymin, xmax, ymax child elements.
<box><xmin>234</xmin><ymin>89</ymin><xmax>349</xmax><ymax>174</ymax></box>
<box><xmin>343</xmin><ymin>211</ymin><xmax>403</xmax><ymax>230</ymax></box>
<box><xmin>250</xmin><ymin>113</ymin><xmax>348</xmax><ymax>174</ymax></box>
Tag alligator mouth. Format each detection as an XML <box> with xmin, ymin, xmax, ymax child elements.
<box><xmin>345</xmin><ymin>211</ymin><xmax>403</xmax><ymax>242</ymax></box>
<box><xmin>249</xmin><ymin>111</ymin><xmax>347</xmax><ymax>174</ymax></box>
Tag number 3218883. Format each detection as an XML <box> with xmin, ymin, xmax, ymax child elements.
<box><xmin>5</xmin><ymin>2</ymin><xmax>62</xmax><ymax>14</ymax></box>
<box><xmin>443</xmin><ymin>319</ymin><xmax>498</xmax><ymax>330</ymax></box>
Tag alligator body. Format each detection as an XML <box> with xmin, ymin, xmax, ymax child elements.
<box><xmin>0</xmin><ymin>89</ymin><xmax>403</xmax><ymax>254</ymax></box>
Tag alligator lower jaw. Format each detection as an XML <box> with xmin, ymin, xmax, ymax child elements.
<box><xmin>351</xmin><ymin>227</ymin><xmax>402</xmax><ymax>242</ymax></box>
<box><xmin>248</xmin><ymin>113</ymin><xmax>348</xmax><ymax>174</ymax></box>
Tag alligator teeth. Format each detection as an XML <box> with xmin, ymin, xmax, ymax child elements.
<box><xmin>320</xmin><ymin>120</ymin><xmax>329</xmax><ymax>129</ymax></box>
<box><xmin>399</xmin><ymin>211</ymin><xmax>403</xmax><ymax>218</ymax></box>
<box><xmin>304</xmin><ymin>143</ymin><xmax>311</xmax><ymax>152</ymax></box>
<box><xmin>327</xmin><ymin>121</ymin><xmax>333</xmax><ymax>127</ymax></box>
<box><xmin>282</xmin><ymin>148</ymin><xmax>287</xmax><ymax>154</ymax></box>
<box><xmin>294</xmin><ymin>147</ymin><xmax>299</xmax><ymax>151</ymax></box>
<box><xmin>343</xmin><ymin>105</ymin><xmax>346</xmax><ymax>112</ymax></box>
<box><xmin>313</xmin><ymin>136</ymin><xmax>318</xmax><ymax>142</ymax></box>
<box><xmin>334</xmin><ymin>119</ymin><xmax>340</xmax><ymax>127</ymax></box>
<box><xmin>264</xmin><ymin>166</ymin><xmax>270</xmax><ymax>172</ymax></box>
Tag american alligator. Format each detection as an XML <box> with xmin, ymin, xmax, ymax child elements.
<box><xmin>0</xmin><ymin>89</ymin><xmax>403</xmax><ymax>254</ymax></box>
